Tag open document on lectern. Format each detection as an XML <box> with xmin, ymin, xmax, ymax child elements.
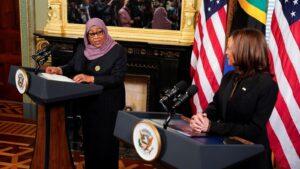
<box><xmin>38</xmin><ymin>73</ymin><xmax>75</xmax><ymax>83</ymax></box>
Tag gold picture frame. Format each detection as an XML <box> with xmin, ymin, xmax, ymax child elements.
<box><xmin>43</xmin><ymin>0</ymin><xmax>198</xmax><ymax>46</ymax></box>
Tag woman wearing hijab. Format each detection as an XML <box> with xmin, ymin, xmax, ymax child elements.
<box><xmin>118</xmin><ymin>0</ymin><xmax>134</xmax><ymax>27</ymax></box>
<box><xmin>46</xmin><ymin>18</ymin><xmax>126</xmax><ymax>169</ymax></box>
<box><xmin>151</xmin><ymin>7</ymin><xmax>172</xmax><ymax>30</ymax></box>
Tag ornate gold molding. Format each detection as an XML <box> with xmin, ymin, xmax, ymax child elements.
<box><xmin>181</xmin><ymin>0</ymin><xmax>196</xmax><ymax>43</ymax></box>
<box><xmin>43</xmin><ymin>0</ymin><xmax>198</xmax><ymax>46</ymax></box>
<box><xmin>44</xmin><ymin>1</ymin><xmax>63</xmax><ymax>34</ymax></box>
<box><xmin>35</xmin><ymin>39</ymin><xmax>52</xmax><ymax>65</ymax></box>
<box><xmin>36</xmin><ymin>38</ymin><xmax>50</xmax><ymax>51</ymax></box>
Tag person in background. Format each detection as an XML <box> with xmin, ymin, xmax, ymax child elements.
<box><xmin>118</xmin><ymin>0</ymin><xmax>134</xmax><ymax>27</ymax></box>
<box><xmin>68</xmin><ymin>1</ymin><xmax>82</xmax><ymax>23</ymax></box>
<box><xmin>46</xmin><ymin>18</ymin><xmax>126</xmax><ymax>169</ymax></box>
<box><xmin>167</xmin><ymin>0</ymin><xmax>180</xmax><ymax>29</ymax></box>
<box><xmin>152</xmin><ymin>7</ymin><xmax>172</xmax><ymax>30</ymax></box>
<box><xmin>190</xmin><ymin>28</ymin><xmax>278</xmax><ymax>169</ymax></box>
<box><xmin>79</xmin><ymin>0</ymin><xmax>97</xmax><ymax>23</ymax></box>
<box><xmin>127</xmin><ymin>0</ymin><xmax>142</xmax><ymax>27</ymax></box>
<box><xmin>141</xmin><ymin>0</ymin><xmax>153</xmax><ymax>28</ymax></box>
<box><xmin>94</xmin><ymin>0</ymin><xmax>119</xmax><ymax>26</ymax></box>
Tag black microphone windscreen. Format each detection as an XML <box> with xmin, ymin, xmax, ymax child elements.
<box><xmin>186</xmin><ymin>85</ymin><xmax>198</xmax><ymax>96</ymax></box>
<box><xmin>175</xmin><ymin>81</ymin><xmax>188</xmax><ymax>92</ymax></box>
<box><xmin>171</xmin><ymin>85</ymin><xmax>198</xmax><ymax>110</ymax></box>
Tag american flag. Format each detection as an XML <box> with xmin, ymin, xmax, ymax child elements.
<box><xmin>267</xmin><ymin>0</ymin><xmax>300</xmax><ymax>168</ymax></box>
<box><xmin>190</xmin><ymin>0</ymin><xmax>227</xmax><ymax>113</ymax></box>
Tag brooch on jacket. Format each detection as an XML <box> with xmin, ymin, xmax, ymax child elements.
<box><xmin>95</xmin><ymin>65</ymin><xmax>101</xmax><ymax>72</ymax></box>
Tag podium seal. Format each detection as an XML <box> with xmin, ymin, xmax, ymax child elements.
<box><xmin>132</xmin><ymin>120</ymin><xmax>161</xmax><ymax>161</ymax></box>
<box><xmin>15</xmin><ymin>68</ymin><xmax>29</xmax><ymax>94</ymax></box>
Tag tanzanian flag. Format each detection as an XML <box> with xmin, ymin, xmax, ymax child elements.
<box><xmin>224</xmin><ymin>0</ymin><xmax>268</xmax><ymax>74</ymax></box>
<box><xmin>230</xmin><ymin>0</ymin><xmax>268</xmax><ymax>34</ymax></box>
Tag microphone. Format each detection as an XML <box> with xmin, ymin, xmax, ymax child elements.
<box><xmin>160</xmin><ymin>81</ymin><xmax>188</xmax><ymax>103</ymax></box>
<box><xmin>172</xmin><ymin>85</ymin><xmax>198</xmax><ymax>110</ymax></box>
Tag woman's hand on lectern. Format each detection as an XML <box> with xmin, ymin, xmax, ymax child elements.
<box><xmin>45</xmin><ymin>66</ymin><xmax>63</xmax><ymax>75</ymax></box>
<box><xmin>73</xmin><ymin>74</ymin><xmax>94</xmax><ymax>83</ymax></box>
<box><xmin>190</xmin><ymin>113</ymin><xmax>211</xmax><ymax>133</ymax></box>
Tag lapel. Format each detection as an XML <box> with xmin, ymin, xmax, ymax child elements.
<box><xmin>220</xmin><ymin>75</ymin><xmax>236</xmax><ymax>120</ymax></box>
<box><xmin>220</xmin><ymin>73</ymin><xmax>261</xmax><ymax>120</ymax></box>
<box><xmin>235</xmin><ymin>74</ymin><xmax>260</xmax><ymax>98</ymax></box>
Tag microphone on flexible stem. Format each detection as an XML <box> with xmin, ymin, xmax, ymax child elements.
<box><xmin>163</xmin><ymin>85</ymin><xmax>198</xmax><ymax>129</ymax></box>
<box><xmin>159</xmin><ymin>81</ymin><xmax>187</xmax><ymax>112</ymax></box>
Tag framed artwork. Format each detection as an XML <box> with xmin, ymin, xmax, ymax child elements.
<box><xmin>44</xmin><ymin>0</ymin><xmax>198</xmax><ymax>46</ymax></box>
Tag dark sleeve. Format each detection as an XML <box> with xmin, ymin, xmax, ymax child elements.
<box><xmin>94</xmin><ymin>46</ymin><xmax>127</xmax><ymax>87</ymax></box>
<box><xmin>205</xmin><ymin>72</ymin><xmax>233</xmax><ymax>121</ymax></box>
<box><xmin>60</xmin><ymin>60</ymin><xmax>74</xmax><ymax>76</ymax></box>
<box><xmin>205</xmin><ymin>90</ymin><xmax>220</xmax><ymax>121</ymax></box>
<box><xmin>60</xmin><ymin>44</ymin><xmax>85</xmax><ymax>76</ymax></box>
<box><xmin>209</xmin><ymin>79</ymin><xmax>278</xmax><ymax>141</ymax></box>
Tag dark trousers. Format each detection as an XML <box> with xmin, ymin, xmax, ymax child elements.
<box><xmin>81</xmin><ymin>107</ymin><xmax>119</xmax><ymax>169</ymax></box>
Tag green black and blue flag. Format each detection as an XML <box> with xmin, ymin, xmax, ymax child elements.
<box><xmin>230</xmin><ymin>0</ymin><xmax>268</xmax><ymax>33</ymax></box>
<box><xmin>224</xmin><ymin>0</ymin><xmax>268</xmax><ymax>74</ymax></box>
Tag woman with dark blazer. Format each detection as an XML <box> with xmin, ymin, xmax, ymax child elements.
<box><xmin>190</xmin><ymin>28</ymin><xmax>278</xmax><ymax>169</ymax></box>
<box><xmin>46</xmin><ymin>18</ymin><xmax>126</xmax><ymax>169</ymax></box>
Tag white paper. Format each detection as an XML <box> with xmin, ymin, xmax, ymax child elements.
<box><xmin>38</xmin><ymin>73</ymin><xmax>75</xmax><ymax>83</ymax></box>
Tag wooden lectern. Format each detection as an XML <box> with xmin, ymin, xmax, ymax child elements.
<box><xmin>9</xmin><ymin>65</ymin><xmax>103</xmax><ymax>169</ymax></box>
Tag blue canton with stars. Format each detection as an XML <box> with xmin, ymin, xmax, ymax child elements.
<box><xmin>280</xmin><ymin>0</ymin><xmax>300</xmax><ymax>25</ymax></box>
<box><xmin>204</xmin><ymin>0</ymin><xmax>227</xmax><ymax>20</ymax></box>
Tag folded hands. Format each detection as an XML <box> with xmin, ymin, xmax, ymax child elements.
<box><xmin>190</xmin><ymin>113</ymin><xmax>211</xmax><ymax>133</ymax></box>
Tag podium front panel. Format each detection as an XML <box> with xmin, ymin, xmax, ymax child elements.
<box><xmin>9</xmin><ymin>65</ymin><xmax>103</xmax><ymax>104</ymax></box>
<box><xmin>114</xmin><ymin>111</ymin><xmax>264</xmax><ymax>169</ymax></box>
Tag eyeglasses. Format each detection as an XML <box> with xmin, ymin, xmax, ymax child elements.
<box><xmin>88</xmin><ymin>30</ymin><xmax>104</xmax><ymax>37</ymax></box>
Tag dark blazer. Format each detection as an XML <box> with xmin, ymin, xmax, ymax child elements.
<box><xmin>205</xmin><ymin>71</ymin><xmax>278</xmax><ymax>169</ymax></box>
<box><xmin>60</xmin><ymin>43</ymin><xmax>127</xmax><ymax>169</ymax></box>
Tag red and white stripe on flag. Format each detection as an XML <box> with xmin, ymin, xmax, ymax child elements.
<box><xmin>190</xmin><ymin>0</ymin><xmax>227</xmax><ymax>114</ymax></box>
<box><xmin>267</xmin><ymin>0</ymin><xmax>300</xmax><ymax>169</ymax></box>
